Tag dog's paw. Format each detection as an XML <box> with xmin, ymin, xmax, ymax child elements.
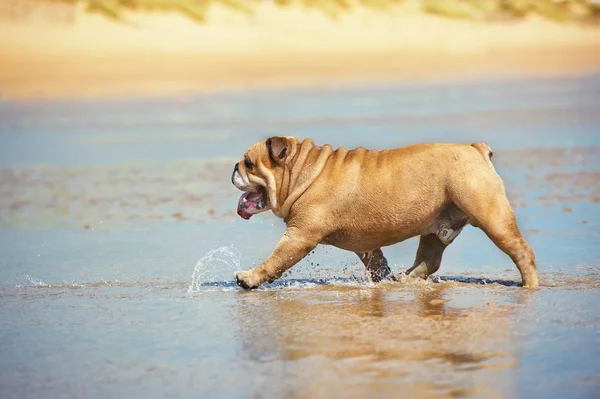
<box><xmin>234</xmin><ymin>270</ymin><xmax>260</xmax><ymax>290</ymax></box>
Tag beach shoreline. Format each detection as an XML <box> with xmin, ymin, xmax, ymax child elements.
<box><xmin>2</xmin><ymin>47</ymin><xmax>600</xmax><ymax>101</ymax></box>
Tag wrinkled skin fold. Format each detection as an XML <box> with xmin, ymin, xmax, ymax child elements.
<box><xmin>231</xmin><ymin>136</ymin><xmax>539</xmax><ymax>289</ymax></box>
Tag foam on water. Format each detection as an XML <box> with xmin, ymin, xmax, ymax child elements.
<box><xmin>21</xmin><ymin>274</ymin><xmax>50</xmax><ymax>287</ymax></box>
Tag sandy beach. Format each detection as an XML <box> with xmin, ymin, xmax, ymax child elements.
<box><xmin>1</xmin><ymin>2</ymin><xmax>600</xmax><ymax>100</ymax></box>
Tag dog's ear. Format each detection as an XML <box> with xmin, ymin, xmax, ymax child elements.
<box><xmin>266</xmin><ymin>136</ymin><xmax>289</xmax><ymax>164</ymax></box>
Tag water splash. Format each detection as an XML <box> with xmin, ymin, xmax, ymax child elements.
<box><xmin>21</xmin><ymin>274</ymin><xmax>50</xmax><ymax>287</ymax></box>
<box><xmin>188</xmin><ymin>246</ymin><xmax>241</xmax><ymax>293</ymax></box>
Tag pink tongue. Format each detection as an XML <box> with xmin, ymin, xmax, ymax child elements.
<box><xmin>237</xmin><ymin>209</ymin><xmax>252</xmax><ymax>220</ymax></box>
<box><xmin>237</xmin><ymin>191</ymin><xmax>262</xmax><ymax>220</ymax></box>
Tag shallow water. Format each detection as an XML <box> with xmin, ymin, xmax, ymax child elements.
<box><xmin>1</xmin><ymin>75</ymin><xmax>599</xmax><ymax>398</ymax></box>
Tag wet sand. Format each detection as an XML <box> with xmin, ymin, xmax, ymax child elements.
<box><xmin>1</xmin><ymin>75</ymin><xmax>599</xmax><ymax>398</ymax></box>
<box><xmin>1</xmin><ymin>267</ymin><xmax>599</xmax><ymax>398</ymax></box>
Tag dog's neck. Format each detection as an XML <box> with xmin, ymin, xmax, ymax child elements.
<box><xmin>271</xmin><ymin>138</ymin><xmax>333</xmax><ymax>220</ymax></box>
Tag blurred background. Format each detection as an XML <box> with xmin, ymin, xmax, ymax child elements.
<box><xmin>1</xmin><ymin>2</ymin><xmax>599</xmax><ymax>399</ymax></box>
<box><xmin>1</xmin><ymin>0</ymin><xmax>600</xmax><ymax>100</ymax></box>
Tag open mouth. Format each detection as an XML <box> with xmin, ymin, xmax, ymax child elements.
<box><xmin>237</xmin><ymin>187</ymin><xmax>268</xmax><ymax>220</ymax></box>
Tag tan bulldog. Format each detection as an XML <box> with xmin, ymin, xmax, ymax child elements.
<box><xmin>231</xmin><ymin>136</ymin><xmax>538</xmax><ymax>289</ymax></box>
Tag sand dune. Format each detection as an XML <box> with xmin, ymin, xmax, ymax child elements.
<box><xmin>1</xmin><ymin>2</ymin><xmax>599</xmax><ymax>99</ymax></box>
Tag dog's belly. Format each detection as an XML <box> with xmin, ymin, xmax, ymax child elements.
<box><xmin>321</xmin><ymin>211</ymin><xmax>430</xmax><ymax>252</ymax></box>
<box><xmin>321</xmin><ymin>204</ymin><xmax>468</xmax><ymax>252</ymax></box>
<box><xmin>321</xmin><ymin>229</ymin><xmax>418</xmax><ymax>252</ymax></box>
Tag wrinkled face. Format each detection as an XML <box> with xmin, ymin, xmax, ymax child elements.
<box><xmin>231</xmin><ymin>140</ymin><xmax>273</xmax><ymax>220</ymax></box>
<box><xmin>232</xmin><ymin>136</ymin><xmax>292</xmax><ymax>220</ymax></box>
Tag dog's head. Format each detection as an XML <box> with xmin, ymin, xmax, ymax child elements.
<box><xmin>231</xmin><ymin>136</ymin><xmax>300</xmax><ymax>220</ymax></box>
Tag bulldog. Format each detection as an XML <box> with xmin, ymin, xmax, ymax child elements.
<box><xmin>231</xmin><ymin>136</ymin><xmax>538</xmax><ymax>289</ymax></box>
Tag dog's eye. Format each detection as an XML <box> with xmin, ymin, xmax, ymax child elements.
<box><xmin>244</xmin><ymin>159</ymin><xmax>253</xmax><ymax>170</ymax></box>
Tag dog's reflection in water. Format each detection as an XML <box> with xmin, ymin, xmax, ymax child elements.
<box><xmin>233</xmin><ymin>282</ymin><xmax>524</xmax><ymax>398</ymax></box>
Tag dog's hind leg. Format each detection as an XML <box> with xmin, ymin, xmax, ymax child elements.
<box><xmin>404</xmin><ymin>234</ymin><xmax>447</xmax><ymax>279</ymax></box>
<box><xmin>355</xmin><ymin>248</ymin><xmax>391</xmax><ymax>282</ymax></box>
<box><xmin>449</xmin><ymin>150</ymin><xmax>538</xmax><ymax>288</ymax></box>
<box><xmin>453</xmin><ymin>191</ymin><xmax>538</xmax><ymax>288</ymax></box>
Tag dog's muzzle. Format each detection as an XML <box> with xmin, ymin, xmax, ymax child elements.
<box><xmin>231</xmin><ymin>162</ymin><xmax>268</xmax><ymax>220</ymax></box>
<box><xmin>232</xmin><ymin>163</ymin><xmax>246</xmax><ymax>189</ymax></box>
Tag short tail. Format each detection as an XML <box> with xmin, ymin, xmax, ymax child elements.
<box><xmin>471</xmin><ymin>142</ymin><xmax>497</xmax><ymax>173</ymax></box>
<box><xmin>471</xmin><ymin>142</ymin><xmax>493</xmax><ymax>160</ymax></box>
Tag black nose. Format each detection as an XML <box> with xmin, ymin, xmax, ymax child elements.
<box><xmin>232</xmin><ymin>163</ymin><xmax>239</xmax><ymax>185</ymax></box>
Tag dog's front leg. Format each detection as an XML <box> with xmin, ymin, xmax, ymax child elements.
<box><xmin>234</xmin><ymin>227</ymin><xmax>318</xmax><ymax>289</ymax></box>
